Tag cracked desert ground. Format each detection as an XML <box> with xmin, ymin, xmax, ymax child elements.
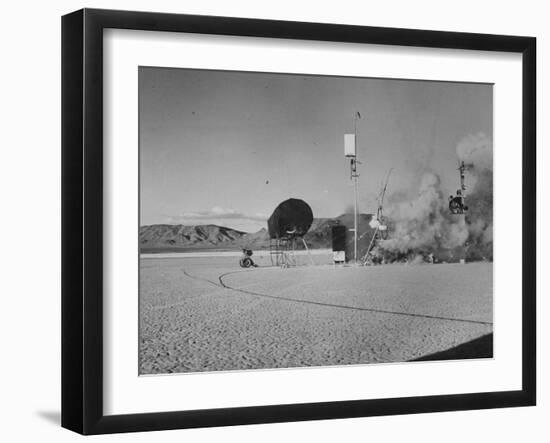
<box><xmin>139</xmin><ymin>254</ymin><xmax>492</xmax><ymax>374</ymax></box>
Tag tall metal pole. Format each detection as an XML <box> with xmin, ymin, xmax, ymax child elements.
<box><xmin>353</xmin><ymin>166</ymin><xmax>358</xmax><ymax>263</ymax></box>
<box><xmin>353</xmin><ymin>112</ymin><xmax>360</xmax><ymax>263</ymax></box>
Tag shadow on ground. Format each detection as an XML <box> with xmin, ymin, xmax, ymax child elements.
<box><xmin>36</xmin><ymin>410</ymin><xmax>60</xmax><ymax>426</ymax></box>
<box><xmin>411</xmin><ymin>333</ymin><xmax>493</xmax><ymax>362</ymax></box>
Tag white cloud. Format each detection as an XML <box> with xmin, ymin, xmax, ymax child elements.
<box><xmin>164</xmin><ymin>207</ymin><xmax>268</xmax><ymax>232</ymax></box>
<box><xmin>168</xmin><ymin>207</ymin><xmax>267</xmax><ymax>221</ymax></box>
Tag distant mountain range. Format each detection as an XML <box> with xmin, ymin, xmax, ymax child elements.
<box><xmin>140</xmin><ymin>214</ymin><xmax>374</xmax><ymax>253</ymax></box>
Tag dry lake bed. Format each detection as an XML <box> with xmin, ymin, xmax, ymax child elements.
<box><xmin>139</xmin><ymin>252</ymin><xmax>493</xmax><ymax>374</ymax></box>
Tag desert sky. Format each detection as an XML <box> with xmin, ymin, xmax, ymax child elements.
<box><xmin>139</xmin><ymin>67</ymin><xmax>492</xmax><ymax>232</ymax></box>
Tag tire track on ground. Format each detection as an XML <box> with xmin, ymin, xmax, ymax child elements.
<box><xmin>181</xmin><ymin>268</ymin><xmax>492</xmax><ymax>326</ymax></box>
<box><xmin>217</xmin><ymin>270</ymin><xmax>493</xmax><ymax>326</ymax></box>
<box><xmin>182</xmin><ymin>268</ymin><xmax>225</xmax><ymax>288</ymax></box>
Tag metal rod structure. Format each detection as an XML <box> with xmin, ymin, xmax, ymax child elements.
<box><xmin>362</xmin><ymin>226</ymin><xmax>379</xmax><ymax>264</ymax></box>
<box><xmin>353</xmin><ymin>112</ymin><xmax>360</xmax><ymax>263</ymax></box>
<box><xmin>301</xmin><ymin>237</ymin><xmax>315</xmax><ymax>266</ymax></box>
<box><xmin>353</xmin><ymin>164</ymin><xmax>358</xmax><ymax>263</ymax></box>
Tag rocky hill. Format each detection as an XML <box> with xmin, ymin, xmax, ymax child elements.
<box><xmin>139</xmin><ymin>224</ymin><xmax>247</xmax><ymax>252</ymax></box>
<box><xmin>140</xmin><ymin>214</ymin><xmax>374</xmax><ymax>253</ymax></box>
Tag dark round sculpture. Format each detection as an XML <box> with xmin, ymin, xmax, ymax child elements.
<box><xmin>267</xmin><ymin>198</ymin><xmax>314</xmax><ymax>239</ymax></box>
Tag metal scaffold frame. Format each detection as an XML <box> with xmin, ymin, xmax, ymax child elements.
<box><xmin>269</xmin><ymin>237</ymin><xmax>314</xmax><ymax>268</ymax></box>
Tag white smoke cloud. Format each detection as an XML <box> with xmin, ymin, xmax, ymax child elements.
<box><xmin>378</xmin><ymin>172</ymin><xmax>469</xmax><ymax>256</ymax></box>
<box><xmin>456</xmin><ymin>132</ymin><xmax>492</xmax><ymax>170</ymax></box>
<box><xmin>374</xmin><ymin>132</ymin><xmax>493</xmax><ymax>263</ymax></box>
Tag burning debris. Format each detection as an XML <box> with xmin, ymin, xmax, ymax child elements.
<box><xmin>368</xmin><ymin>133</ymin><xmax>493</xmax><ymax>264</ymax></box>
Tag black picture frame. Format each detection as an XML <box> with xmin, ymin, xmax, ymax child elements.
<box><xmin>61</xmin><ymin>8</ymin><xmax>536</xmax><ymax>435</ymax></box>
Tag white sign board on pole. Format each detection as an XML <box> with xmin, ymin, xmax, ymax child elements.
<box><xmin>344</xmin><ymin>133</ymin><xmax>356</xmax><ymax>157</ymax></box>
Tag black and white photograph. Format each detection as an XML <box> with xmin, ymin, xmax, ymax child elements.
<box><xmin>138</xmin><ymin>67</ymin><xmax>494</xmax><ymax>375</ymax></box>
<box><xmin>0</xmin><ymin>0</ymin><xmax>545</xmax><ymax>439</ymax></box>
